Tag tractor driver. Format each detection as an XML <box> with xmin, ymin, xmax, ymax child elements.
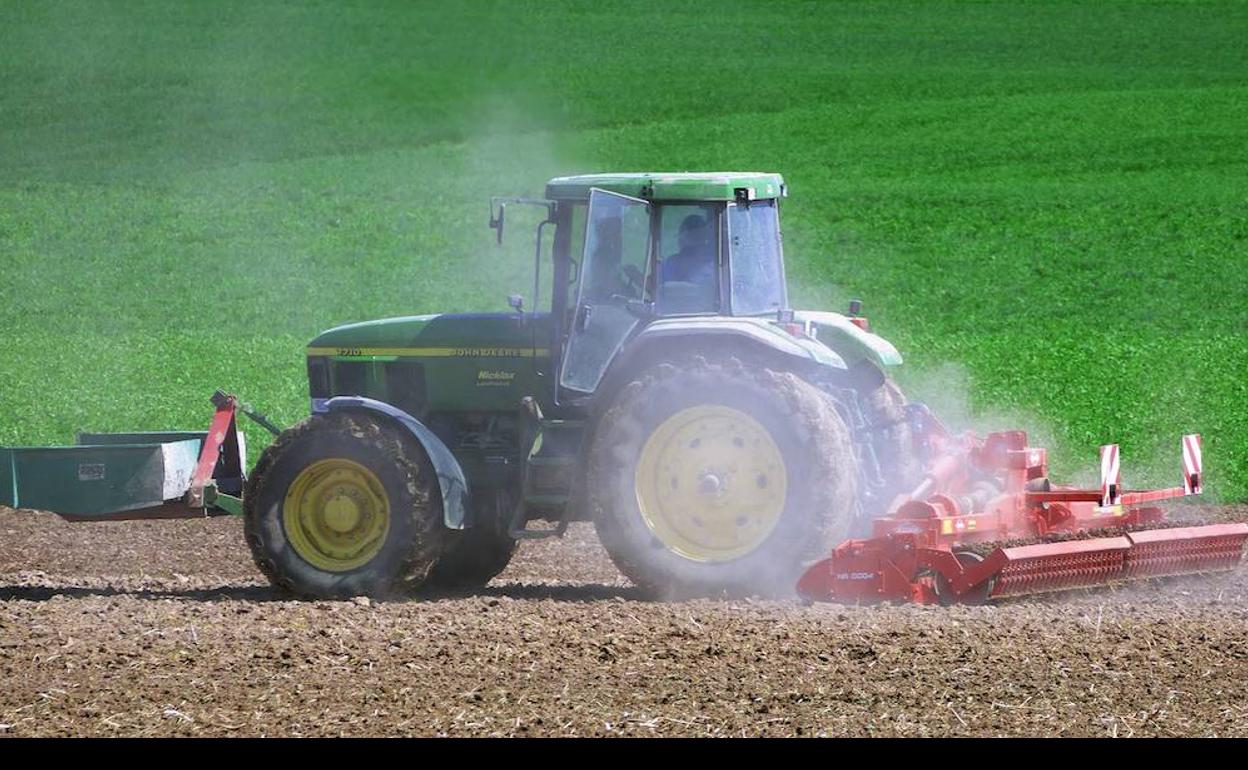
<box><xmin>588</xmin><ymin>214</ymin><xmax>642</xmax><ymax>302</ymax></box>
<box><xmin>660</xmin><ymin>213</ymin><xmax>716</xmax><ymax>287</ymax></box>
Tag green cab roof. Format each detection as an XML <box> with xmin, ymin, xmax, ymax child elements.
<box><xmin>544</xmin><ymin>172</ymin><xmax>786</xmax><ymax>202</ymax></box>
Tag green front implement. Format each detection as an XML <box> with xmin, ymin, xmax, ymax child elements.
<box><xmin>0</xmin><ymin>392</ymin><xmax>250</xmax><ymax>520</ymax></box>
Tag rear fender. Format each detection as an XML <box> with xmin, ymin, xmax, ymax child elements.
<box><xmin>793</xmin><ymin>311</ymin><xmax>903</xmax><ymax>369</ymax></box>
<box><xmin>588</xmin><ymin>318</ymin><xmax>846</xmax><ymax>414</ymax></box>
<box><xmin>316</xmin><ymin>396</ymin><xmax>468</xmax><ymax>529</ymax></box>
<box><xmin>628</xmin><ymin>317</ymin><xmax>850</xmax><ymax>370</ymax></box>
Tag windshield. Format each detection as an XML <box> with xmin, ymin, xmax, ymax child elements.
<box><xmin>728</xmin><ymin>199</ymin><xmax>786</xmax><ymax>315</ymax></box>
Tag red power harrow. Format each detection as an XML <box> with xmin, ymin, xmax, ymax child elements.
<box><xmin>797</xmin><ymin>409</ymin><xmax>1248</xmax><ymax>604</ymax></box>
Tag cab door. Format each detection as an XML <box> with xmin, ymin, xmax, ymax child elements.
<box><xmin>559</xmin><ymin>188</ymin><xmax>652</xmax><ymax>394</ymax></box>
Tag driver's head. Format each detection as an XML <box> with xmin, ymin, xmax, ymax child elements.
<box><xmin>678</xmin><ymin>214</ymin><xmax>708</xmax><ymax>253</ymax></box>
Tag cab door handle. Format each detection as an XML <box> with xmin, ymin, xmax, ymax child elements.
<box><xmin>576</xmin><ymin>304</ymin><xmax>594</xmax><ymax>331</ymax></box>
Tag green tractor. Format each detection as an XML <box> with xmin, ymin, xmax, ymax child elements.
<box><xmin>243</xmin><ymin>172</ymin><xmax>921</xmax><ymax>598</ymax></box>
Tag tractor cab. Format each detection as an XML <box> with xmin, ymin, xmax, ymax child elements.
<box><xmin>531</xmin><ymin>173</ymin><xmax>791</xmax><ymax>396</ymax></box>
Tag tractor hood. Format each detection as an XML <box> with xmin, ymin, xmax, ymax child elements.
<box><xmin>308</xmin><ymin>314</ymin><xmax>440</xmax><ymax>353</ymax></box>
<box><xmin>307</xmin><ymin>313</ymin><xmax>548</xmax><ymax>358</ymax></box>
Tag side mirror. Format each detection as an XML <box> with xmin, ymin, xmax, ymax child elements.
<box><xmin>489</xmin><ymin>203</ymin><xmax>506</xmax><ymax>245</ymax></box>
<box><xmin>507</xmin><ymin>294</ymin><xmax>524</xmax><ymax>313</ymax></box>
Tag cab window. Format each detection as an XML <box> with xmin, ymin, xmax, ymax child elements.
<box><xmin>566</xmin><ymin>202</ymin><xmax>586</xmax><ymax>309</ymax></box>
<box><xmin>655</xmin><ymin>203</ymin><xmax>720</xmax><ymax>315</ymax></box>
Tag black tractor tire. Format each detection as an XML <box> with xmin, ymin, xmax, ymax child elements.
<box><xmin>426</xmin><ymin>496</ymin><xmax>519</xmax><ymax>589</ymax></box>
<box><xmin>862</xmin><ymin>377</ymin><xmax>924</xmax><ymax>502</ymax></box>
<box><xmin>587</xmin><ymin>356</ymin><xmax>858</xmax><ymax>599</ymax></box>
<box><xmin>243</xmin><ymin>411</ymin><xmax>449</xmax><ymax>599</ymax></box>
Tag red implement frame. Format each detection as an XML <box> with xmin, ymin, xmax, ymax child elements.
<box><xmin>797</xmin><ymin>418</ymin><xmax>1247</xmax><ymax>604</ymax></box>
<box><xmin>184</xmin><ymin>391</ymin><xmax>245</xmax><ymax>510</ymax></box>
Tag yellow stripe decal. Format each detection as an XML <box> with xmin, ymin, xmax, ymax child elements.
<box><xmin>307</xmin><ymin>347</ymin><xmax>551</xmax><ymax>358</ymax></box>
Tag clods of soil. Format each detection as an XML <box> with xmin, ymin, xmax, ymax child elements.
<box><xmin>2</xmin><ymin>505</ymin><xmax>1247</xmax><ymax>736</ymax></box>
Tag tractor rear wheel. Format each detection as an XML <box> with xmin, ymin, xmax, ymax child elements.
<box><xmin>588</xmin><ymin>357</ymin><xmax>858</xmax><ymax>598</ymax></box>
<box><xmin>243</xmin><ymin>412</ymin><xmax>448</xmax><ymax>598</ymax></box>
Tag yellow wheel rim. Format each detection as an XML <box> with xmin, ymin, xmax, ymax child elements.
<box><xmin>282</xmin><ymin>458</ymin><xmax>391</xmax><ymax>572</ymax></box>
<box><xmin>634</xmin><ymin>405</ymin><xmax>788</xmax><ymax>562</ymax></box>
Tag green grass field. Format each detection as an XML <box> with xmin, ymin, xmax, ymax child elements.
<box><xmin>2</xmin><ymin>0</ymin><xmax>1245</xmax><ymax>498</ymax></box>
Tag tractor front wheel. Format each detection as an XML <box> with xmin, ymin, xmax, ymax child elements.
<box><xmin>588</xmin><ymin>357</ymin><xmax>858</xmax><ymax>598</ymax></box>
<box><xmin>243</xmin><ymin>412</ymin><xmax>448</xmax><ymax>598</ymax></box>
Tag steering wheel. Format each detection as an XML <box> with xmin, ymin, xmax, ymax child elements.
<box><xmin>622</xmin><ymin>264</ymin><xmax>645</xmax><ymax>295</ymax></box>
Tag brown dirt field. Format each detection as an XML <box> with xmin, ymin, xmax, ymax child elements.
<box><xmin>2</xmin><ymin>504</ymin><xmax>1247</xmax><ymax>737</ymax></box>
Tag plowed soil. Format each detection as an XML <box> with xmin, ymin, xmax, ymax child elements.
<box><xmin>2</xmin><ymin>505</ymin><xmax>1247</xmax><ymax>737</ymax></box>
